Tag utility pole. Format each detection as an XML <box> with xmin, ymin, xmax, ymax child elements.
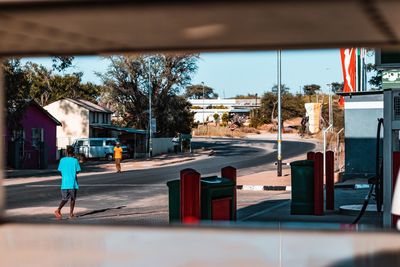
<box><xmin>277</xmin><ymin>50</ymin><xmax>282</xmax><ymax>177</ymax></box>
<box><xmin>148</xmin><ymin>59</ymin><xmax>152</xmax><ymax>158</ymax></box>
<box><xmin>327</xmin><ymin>83</ymin><xmax>333</xmax><ymax>127</ymax></box>
<box><xmin>202</xmin><ymin>81</ymin><xmax>205</xmax><ymax>125</ymax></box>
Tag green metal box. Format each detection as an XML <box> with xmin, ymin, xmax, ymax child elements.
<box><xmin>290</xmin><ymin>160</ymin><xmax>315</xmax><ymax>215</ymax></box>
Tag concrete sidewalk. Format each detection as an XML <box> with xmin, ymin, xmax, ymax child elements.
<box><xmin>237</xmin><ymin>166</ymin><xmax>366</xmax><ymax>190</ymax></box>
<box><xmin>237</xmin><ymin>168</ymin><xmax>292</xmax><ymax>190</ymax></box>
<box><xmin>5</xmin><ymin>150</ymin><xmax>211</xmax><ymax>179</ymax></box>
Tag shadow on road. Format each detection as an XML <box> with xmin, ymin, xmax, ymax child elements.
<box><xmin>77</xmin><ymin>205</ymin><xmax>126</xmax><ymax>218</ymax></box>
<box><xmin>237</xmin><ymin>194</ymin><xmax>382</xmax><ymax>227</ymax></box>
<box><xmin>238</xmin><ymin>199</ymin><xmax>290</xmax><ymax>221</ymax></box>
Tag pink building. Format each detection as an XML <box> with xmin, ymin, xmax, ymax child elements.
<box><xmin>7</xmin><ymin>101</ymin><xmax>61</xmax><ymax>169</ymax></box>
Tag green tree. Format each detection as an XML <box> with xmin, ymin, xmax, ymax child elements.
<box><xmin>260</xmin><ymin>92</ymin><xmax>278</xmax><ymax>124</ymax></box>
<box><xmin>250</xmin><ymin>108</ymin><xmax>264</xmax><ymax>128</ymax></box>
<box><xmin>303</xmin><ymin>84</ymin><xmax>321</xmax><ymax>95</ymax></box>
<box><xmin>4</xmin><ymin>57</ymin><xmax>101</xmax><ymax>132</ymax></box>
<box><xmin>213</xmin><ymin>113</ymin><xmax>220</xmax><ymax>125</ymax></box>
<box><xmin>154</xmin><ymin>94</ymin><xmax>194</xmax><ymax>135</ymax></box>
<box><xmin>51</xmin><ymin>56</ymin><xmax>74</xmax><ymax>72</ymax></box>
<box><xmin>235</xmin><ymin>93</ymin><xmax>258</xmax><ymax>99</ymax></box>
<box><xmin>363</xmin><ymin>50</ymin><xmax>382</xmax><ymax>90</ymax></box>
<box><xmin>99</xmin><ymin>54</ymin><xmax>198</xmax><ymax>136</ymax></box>
<box><xmin>185</xmin><ymin>84</ymin><xmax>218</xmax><ymax>99</ymax></box>
<box><xmin>366</xmin><ymin>63</ymin><xmax>382</xmax><ymax>90</ymax></box>
<box><xmin>221</xmin><ymin>112</ymin><xmax>229</xmax><ymax>125</ymax></box>
<box><xmin>3</xmin><ymin>59</ymin><xmax>32</xmax><ymax>131</ymax></box>
<box><xmin>25</xmin><ymin>62</ymin><xmax>101</xmax><ymax>106</ymax></box>
<box><xmin>271</xmin><ymin>84</ymin><xmax>290</xmax><ymax>95</ymax></box>
<box><xmin>330</xmin><ymin>82</ymin><xmax>344</xmax><ymax>93</ymax></box>
<box><xmin>256</xmin><ymin>91</ymin><xmax>305</xmax><ymax>126</ymax></box>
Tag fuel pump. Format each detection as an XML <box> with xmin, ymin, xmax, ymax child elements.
<box><xmin>383</xmin><ymin>88</ymin><xmax>400</xmax><ymax>228</ymax></box>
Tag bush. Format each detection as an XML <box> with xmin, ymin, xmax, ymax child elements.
<box><xmin>250</xmin><ymin>92</ymin><xmax>305</xmax><ymax>126</ymax></box>
<box><xmin>213</xmin><ymin>113</ymin><xmax>220</xmax><ymax>122</ymax></box>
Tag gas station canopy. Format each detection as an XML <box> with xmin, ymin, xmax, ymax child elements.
<box><xmin>0</xmin><ymin>0</ymin><xmax>400</xmax><ymax>57</ymax></box>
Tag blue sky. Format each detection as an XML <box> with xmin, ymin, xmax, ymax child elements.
<box><xmin>22</xmin><ymin>49</ymin><xmax>376</xmax><ymax>98</ymax></box>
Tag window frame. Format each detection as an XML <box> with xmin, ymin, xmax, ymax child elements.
<box><xmin>31</xmin><ymin>128</ymin><xmax>44</xmax><ymax>149</ymax></box>
<box><xmin>90</xmin><ymin>140</ymin><xmax>104</xmax><ymax>147</ymax></box>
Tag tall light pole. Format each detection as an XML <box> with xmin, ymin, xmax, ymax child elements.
<box><xmin>202</xmin><ymin>82</ymin><xmax>205</xmax><ymax>125</ymax></box>
<box><xmin>148</xmin><ymin>59</ymin><xmax>152</xmax><ymax>158</ymax></box>
<box><xmin>327</xmin><ymin>84</ymin><xmax>333</xmax><ymax>127</ymax></box>
<box><xmin>277</xmin><ymin>50</ymin><xmax>282</xmax><ymax>177</ymax></box>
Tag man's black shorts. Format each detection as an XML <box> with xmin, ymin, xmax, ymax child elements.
<box><xmin>61</xmin><ymin>189</ymin><xmax>77</xmax><ymax>201</ymax></box>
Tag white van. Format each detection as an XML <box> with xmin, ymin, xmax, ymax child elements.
<box><xmin>72</xmin><ymin>138</ymin><xmax>128</xmax><ymax>161</ymax></box>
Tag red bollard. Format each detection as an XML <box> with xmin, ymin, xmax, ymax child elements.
<box><xmin>307</xmin><ymin>151</ymin><xmax>315</xmax><ymax>160</ymax></box>
<box><xmin>180</xmin><ymin>170</ymin><xmax>201</xmax><ymax>224</ymax></box>
<box><xmin>221</xmin><ymin>166</ymin><xmax>237</xmax><ymax>221</ymax></box>
<box><xmin>180</xmin><ymin>168</ymin><xmax>196</xmax><ymax>179</ymax></box>
<box><xmin>314</xmin><ymin>152</ymin><xmax>324</xmax><ymax>215</ymax></box>
<box><xmin>326</xmin><ymin>151</ymin><xmax>335</xmax><ymax>210</ymax></box>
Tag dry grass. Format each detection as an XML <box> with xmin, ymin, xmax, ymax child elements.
<box><xmin>258</xmin><ymin>124</ymin><xmax>275</xmax><ymax>132</ymax></box>
<box><xmin>193</xmin><ymin>125</ymin><xmax>260</xmax><ymax>137</ymax></box>
<box><xmin>240</xmin><ymin>127</ymin><xmax>261</xmax><ymax>134</ymax></box>
<box><xmin>283</xmin><ymin>117</ymin><xmax>302</xmax><ymax>127</ymax></box>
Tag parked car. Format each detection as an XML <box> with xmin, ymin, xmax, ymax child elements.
<box><xmin>71</xmin><ymin>138</ymin><xmax>128</xmax><ymax>161</ymax></box>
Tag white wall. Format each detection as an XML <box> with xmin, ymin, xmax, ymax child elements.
<box><xmin>192</xmin><ymin>109</ymin><xmax>228</xmax><ymax>123</ymax></box>
<box><xmin>44</xmin><ymin>100</ymin><xmax>90</xmax><ymax>148</ymax></box>
<box><xmin>152</xmin><ymin>138</ymin><xmax>174</xmax><ymax>156</ymax></box>
<box><xmin>189</xmin><ymin>98</ymin><xmax>258</xmax><ymax>108</ymax></box>
<box><xmin>190</xmin><ymin>99</ymin><xmax>236</xmax><ymax>108</ymax></box>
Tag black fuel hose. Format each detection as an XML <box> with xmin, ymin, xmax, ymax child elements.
<box><xmin>352</xmin><ymin>118</ymin><xmax>383</xmax><ymax>224</ymax></box>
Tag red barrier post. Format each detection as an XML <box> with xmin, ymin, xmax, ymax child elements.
<box><xmin>221</xmin><ymin>166</ymin><xmax>237</xmax><ymax>221</ymax></box>
<box><xmin>314</xmin><ymin>152</ymin><xmax>324</xmax><ymax>215</ymax></box>
<box><xmin>326</xmin><ymin>151</ymin><xmax>335</xmax><ymax>210</ymax></box>
<box><xmin>180</xmin><ymin>168</ymin><xmax>196</xmax><ymax>180</ymax></box>
<box><xmin>180</xmin><ymin>170</ymin><xmax>201</xmax><ymax>224</ymax></box>
<box><xmin>307</xmin><ymin>151</ymin><xmax>315</xmax><ymax>160</ymax></box>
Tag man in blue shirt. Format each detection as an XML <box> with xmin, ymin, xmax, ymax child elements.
<box><xmin>54</xmin><ymin>146</ymin><xmax>81</xmax><ymax>219</ymax></box>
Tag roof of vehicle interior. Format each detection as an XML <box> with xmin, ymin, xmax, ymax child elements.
<box><xmin>0</xmin><ymin>0</ymin><xmax>399</xmax><ymax>56</ymax></box>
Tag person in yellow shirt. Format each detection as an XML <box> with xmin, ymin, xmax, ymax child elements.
<box><xmin>114</xmin><ymin>142</ymin><xmax>123</xmax><ymax>173</ymax></box>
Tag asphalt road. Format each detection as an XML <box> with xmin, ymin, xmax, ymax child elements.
<box><xmin>5</xmin><ymin>136</ymin><xmax>316</xmax><ymax>217</ymax></box>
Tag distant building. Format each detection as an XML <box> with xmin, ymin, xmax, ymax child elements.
<box><xmin>6</xmin><ymin>100</ymin><xmax>61</xmax><ymax>169</ymax></box>
<box><xmin>44</xmin><ymin>98</ymin><xmax>149</xmax><ymax>158</ymax></box>
<box><xmin>189</xmin><ymin>98</ymin><xmax>260</xmax><ymax>123</ymax></box>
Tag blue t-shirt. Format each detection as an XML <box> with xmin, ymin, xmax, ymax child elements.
<box><xmin>58</xmin><ymin>157</ymin><xmax>81</xmax><ymax>189</ymax></box>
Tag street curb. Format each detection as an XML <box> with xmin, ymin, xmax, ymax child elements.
<box><xmin>237</xmin><ymin>185</ymin><xmax>292</xmax><ymax>191</ymax></box>
<box><xmin>5</xmin><ymin>154</ymin><xmax>208</xmax><ymax>179</ymax></box>
<box><xmin>5</xmin><ymin>170</ymin><xmax>59</xmax><ymax>179</ymax></box>
<box><xmin>155</xmin><ymin>157</ymin><xmax>196</xmax><ymax>167</ymax></box>
<box><xmin>334</xmin><ymin>184</ymin><xmax>370</xmax><ymax>190</ymax></box>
